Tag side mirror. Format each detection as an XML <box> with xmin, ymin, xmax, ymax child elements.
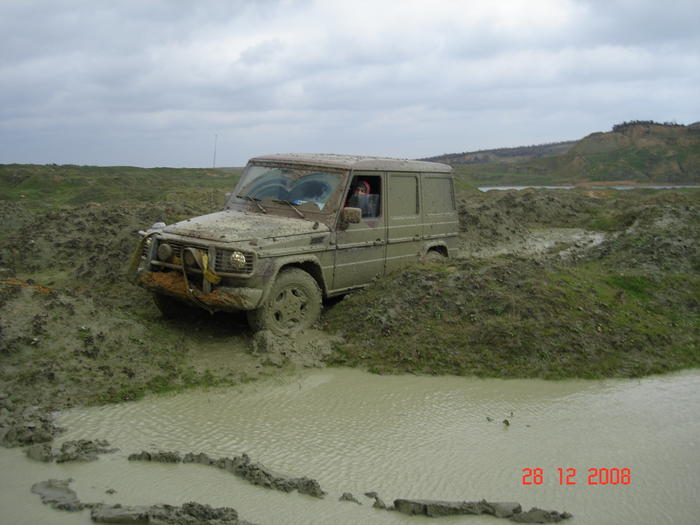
<box><xmin>341</xmin><ymin>207</ymin><xmax>362</xmax><ymax>225</ymax></box>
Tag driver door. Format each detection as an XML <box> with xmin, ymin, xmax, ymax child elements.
<box><xmin>332</xmin><ymin>172</ymin><xmax>386</xmax><ymax>291</ymax></box>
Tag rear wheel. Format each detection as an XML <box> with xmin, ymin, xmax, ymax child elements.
<box><xmin>247</xmin><ymin>268</ymin><xmax>322</xmax><ymax>334</ymax></box>
<box><xmin>423</xmin><ymin>249</ymin><xmax>447</xmax><ymax>263</ymax></box>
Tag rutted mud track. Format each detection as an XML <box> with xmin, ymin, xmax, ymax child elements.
<box><xmin>1</xmin><ymin>187</ymin><xmax>698</xmax><ymax>432</ymax></box>
<box><xmin>1</xmin><ymin>186</ymin><xmax>699</xmax><ymax>523</ymax></box>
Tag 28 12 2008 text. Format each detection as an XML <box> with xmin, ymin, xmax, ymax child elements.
<box><xmin>521</xmin><ymin>467</ymin><xmax>632</xmax><ymax>486</ymax></box>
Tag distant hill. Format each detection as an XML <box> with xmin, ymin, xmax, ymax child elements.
<box><xmin>434</xmin><ymin>121</ymin><xmax>700</xmax><ymax>185</ymax></box>
<box><xmin>422</xmin><ymin>140</ymin><xmax>577</xmax><ymax>165</ymax></box>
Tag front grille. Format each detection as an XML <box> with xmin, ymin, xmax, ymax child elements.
<box><xmin>168</xmin><ymin>242</ymin><xmax>185</xmax><ymax>259</ymax></box>
<box><xmin>160</xmin><ymin>240</ymin><xmax>202</xmax><ymax>260</ymax></box>
<box><xmin>215</xmin><ymin>250</ymin><xmax>255</xmax><ymax>274</ymax></box>
<box><xmin>150</xmin><ymin>239</ymin><xmax>254</xmax><ymax>275</ymax></box>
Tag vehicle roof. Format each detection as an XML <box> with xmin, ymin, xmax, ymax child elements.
<box><xmin>249</xmin><ymin>153</ymin><xmax>452</xmax><ymax>173</ymax></box>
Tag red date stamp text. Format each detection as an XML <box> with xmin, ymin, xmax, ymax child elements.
<box><xmin>521</xmin><ymin>467</ymin><xmax>631</xmax><ymax>486</ymax></box>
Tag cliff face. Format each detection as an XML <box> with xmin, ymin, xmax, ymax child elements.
<box><xmin>423</xmin><ymin>141</ymin><xmax>576</xmax><ymax>165</ymax></box>
<box><xmin>436</xmin><ymin>122</ymin><xmax>700</xmax><ymax>184</ymax></box>
<box><xmin>565</xmin><ymin>123</ymin><xmax>700</xmax><ymax>182</ymax></box>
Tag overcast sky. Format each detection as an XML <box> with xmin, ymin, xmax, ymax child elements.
<box><xmin>1</xmin><ymin>0</ymin><xmax>699</xmax><ymax>167</ymax></box>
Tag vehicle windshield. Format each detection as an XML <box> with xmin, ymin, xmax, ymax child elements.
<box><xmin>233</xmin><ymin>165</ymin><xmax>343</xmax><ymax>212</ymax></box>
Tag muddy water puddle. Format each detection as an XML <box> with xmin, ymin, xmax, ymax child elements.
<box><xmin>460</xmin><ymin>228</ymin><xmax>607</xmax><ymax>258</ymax></box>
<box><xmin>2</xmin><ymin>369</ymin><xmax>700</xmax><ymax>524</ymax></box>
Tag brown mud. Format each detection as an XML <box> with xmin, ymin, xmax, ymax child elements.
<box><xmin>24</xmin><ymin>438</ymin><xmax>117</xmax><ymax>463</ymax></box>
<box><xmin>32</xmin><ymin>452</ymin><xmax>572</xmax><ymax>524</ymax></box>
<box><xmin>31</xmin><ymin>479</ymin><xmax>85</xmax><ymax>512</ymax></box>
<box><xmin>0</xmin><ymin>190</ymin><xmax>700</xmax><ymax>430</ymax></box>
<box><xmin>325</xmin><ymin>188</ymin><xmax>700</xmax><ymax>377</ymax></box>
<box><xmin>128</xmin><ymin>450</ymin><xmax>326</xmax><ymax>498</ymax></box>
<box><xmin>31</xmin><ymin>478</ymin><xmax>253</xmax><ymax>524</ymax></box>
<box><xmin>391</xmin><ymin>498</ymin><xmax>572</xmax><ymax>522</ymax></box>
<box><xmin>1</xmin><ymin>188</ymin><xmax>698</xmax><ymax>438</ymax></box>
<box><xmin>1</xmin><ymin>186</ymin><xmax>698</xmax><ymax>523</ymax></box>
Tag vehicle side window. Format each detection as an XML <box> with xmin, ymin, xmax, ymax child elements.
<box><xmin>423</xmin><ymin>177</ymin><xmax>455</xmax><ymax>214</ymax></box>
<box><xmin>388</xmin><ymin>174</ymin><xmax>419</xmax><ymax>217</ymax></box>
<box><xmin>346</xmin><ymin>175</ymin><xmax>381</xmax><ymax>218</ymax></box>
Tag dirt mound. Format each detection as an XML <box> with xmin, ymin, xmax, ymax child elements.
<box><xmin>0</xmin><ymin>278</ymin><xmax>208</xmax><ymax>445</ymax></box>
<box><xmin>457</xmin><ymin>189</ymin><xmax>606</xmax><ymax>252</ymax></box>
<box><xmin>324</xmin><ymin>247</ymin><xmax>699</xmax><ymax>378</ymax></box>
<box><xmin>0</xmin><ymin>200</ymin><xmax>210</xmax><ymax>307</ymax></box>
<box><xmin>585</xmin><ymin>197</ymin><xmax>700</xmax><ymax>272</ymax></box>
<box><xmin>1</xmin><ymin>185</ymin><xmax>698</xmax><ymax>448</ymax></box>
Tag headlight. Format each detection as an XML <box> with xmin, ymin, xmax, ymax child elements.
<box><xmin>141</xmin><ymin>236</ymin><xmax>154</xmax><ymax>258</ymax></box>
<box><xmin>157</xmin><ymin>243</ymin><xmax>173</xmax><ymax>261</ymax></box>
<box><xmin>230</xmin><ymin>251</ymin><xmax>247</xmax><ymax>270</ymax></box>
<box><xmin>184</xmin><ymin>250</ymin><xmax>197</xmax><ymax>267</ymax></box>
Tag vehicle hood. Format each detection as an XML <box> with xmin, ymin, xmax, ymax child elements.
<box><xmin>162</xmin><ymin>210</ymin><xmax>329</xmax><ymax>243</ymax></box>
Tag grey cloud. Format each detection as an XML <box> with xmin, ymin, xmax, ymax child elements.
<box><xmin>1</xmin><ymin>0</ymin><xmax>698</xmax><ymax>166</ymax></box>
<box><xmin>580</xmin><ymin>0</ymin><xmax>700</xmax><ymax>46</ymax></box>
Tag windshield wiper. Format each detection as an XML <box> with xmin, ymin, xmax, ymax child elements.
<box><xmin>273</xmin><ymin>199</ymin><xmax>306</xmax><ymax>219</ymax></box>
<box><xmin>237</xmin><ymin>194</ymin><xmax>267</xmax><ymax>213</ymax></box>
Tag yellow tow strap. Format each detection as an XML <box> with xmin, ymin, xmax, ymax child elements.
<box><xmin>178</xmin><ymin>248</ymin><xmax>220</xmax><ymax>314</ymax></box>
<box><xmin>201</xmin><ymin>253</ymin><xmax>221</xmax><ymax>285</ymax></box>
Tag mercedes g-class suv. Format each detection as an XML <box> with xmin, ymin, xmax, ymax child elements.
<box><xmin>133</xmin><ymin>153</ymin><xmax>458</xmax><ymax>333</ymax></box>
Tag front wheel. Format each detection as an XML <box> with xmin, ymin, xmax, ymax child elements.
<box><xmin>247</xmin><ymin>268</ymin><xmax>322</xmax><ymax>334</ymax></box>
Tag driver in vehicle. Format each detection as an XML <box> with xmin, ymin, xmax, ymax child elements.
<box><xmin>346</xmin><ymin>180</ymin><xmax>377</xmax><ymax>217</ymax></box>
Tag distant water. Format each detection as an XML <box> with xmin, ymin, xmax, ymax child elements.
<box><xmin>479</xmin><ymin>185</ymin><xmax>700</xmax><ymax>191</ymax></box>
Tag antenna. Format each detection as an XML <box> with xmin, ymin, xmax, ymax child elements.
<box><xmin>212</xmin><ymin>133</ymin><xmax>218</xmax><ymax>168</ymax></box>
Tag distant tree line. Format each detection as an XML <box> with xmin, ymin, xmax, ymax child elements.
<box><xmin>612</xmin><ymin>120</ymin><xmax>683</xmax><ymax>132</ymax></box>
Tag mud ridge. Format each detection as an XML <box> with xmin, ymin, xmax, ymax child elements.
<box><xmin>391</xmin><ymin>498</ymin><xmax>572</xmax><ymax>523</ymax></box>
<box><xmin>30</xmin><ymin>478</ymin><xmax>84</xmax><ymax>511</ymax></box>
<box><xmin>25</xmin><ymin>438</ymin><xmax>117</xmax><ymax>463</ymax></box>
<box><xmin>31</xmin><ymin>478</ymin><xmax>254</xmax><ymax>524</ymax></box>
<box><xmin>128</xmin><ymin>450</ymin><xmax>326</xmax><ymax>498</ymax></box>
<box><xmin>0</xmin><ymin>398</ymin><xmax>62</xmax><ymax>447</ymax></box>
<box><xmin>91</xmin><ymin>502</ymin><xmax>253</xmax><ymax>525</ymax></box>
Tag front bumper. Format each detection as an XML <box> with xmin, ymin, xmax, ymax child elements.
<box><xmin>137</xmin><ymin>270</ymin><xmax>263</xmax><ymax>311</ymax></box>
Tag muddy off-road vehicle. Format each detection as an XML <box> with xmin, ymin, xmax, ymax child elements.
<box><xmin>133</xmin><ymin>153</ymin><xmax>457</xmax><ymax>333</ymax></box>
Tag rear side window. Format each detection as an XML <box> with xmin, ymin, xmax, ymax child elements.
<box><xmin>423</xmin><ymin>177</ymin><xmax>455</xmax><ymax>214</ymax></box>
<box><xmin>388</xmin><ymin>174</ymin><xmax>419</xmax><ymax>217</ymax></box>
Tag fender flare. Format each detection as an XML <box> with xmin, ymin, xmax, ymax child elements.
<box><xmin>421</xmin><ymin>240</ymin><xmax>449</xmax><ymax>257</ymax></box>
<box><xmin>257</xmin><ymin>255</ymin><xmax>326</xmax><ymax>305</ymax></box>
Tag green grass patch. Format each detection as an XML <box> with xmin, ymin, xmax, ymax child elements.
<box><xmin>605</xmin><ymin>275</ymin><xmax>655</xmax><ymax>300</ymax></box>
<box><xmin>324</xmin><ymin>258</ymin><xmax>700</xmax><ymax>379</ymax></box>
<box><xmin>0</xmin><ymin>164</ymin><xmax>240</xmax><ymax>207</ymax></box>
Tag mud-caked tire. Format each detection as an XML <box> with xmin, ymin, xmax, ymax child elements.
<box><xmin>152</xmin><ymin>293</ymin><xmax>190</xmax><ymax>319</ymax></box>
<box><xmin>422</xmin><ymin>249</ymin><xmax>447</xmax><ymax>263</ymax></box>
<box><xmin>247</xmin><ymin>268</ymin><xmax>322</xmax><ymax>335</ymax></box>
